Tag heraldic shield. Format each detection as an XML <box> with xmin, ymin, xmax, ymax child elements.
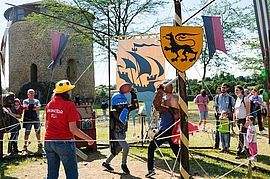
<box><xmin>160</xmin><ymin>26</ymin><xmax>203</xmax><ymax>72</ymax></box>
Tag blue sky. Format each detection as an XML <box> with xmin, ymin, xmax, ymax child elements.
<box><xmin>1</xmin><ymin>0</ymin><xmax>253</xmax><ymax>87</ymax></box>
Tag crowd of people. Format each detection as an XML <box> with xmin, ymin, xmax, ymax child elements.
<box><xmin>1</xmin><ymin>80</ymin><xmax>267</xmax><ymax>178</ymax></box>
<box><xmin>194</xmin><ymin>83</ymin><xmax>266</xmax><ymax>161</ymax></box>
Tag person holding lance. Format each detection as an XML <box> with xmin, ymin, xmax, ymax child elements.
<box><xmin>146</xmin><ymin>80</ymin><xmax>180</xmax><ymax>178</ymax></box>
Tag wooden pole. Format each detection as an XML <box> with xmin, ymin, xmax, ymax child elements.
<box><xmin>247</xmin><ymin>160</ymin><xmax>252</xmax><ymax>178</ymax></box>
<box><xmin>173</xmin><ymin>0</ymin><xmax>189</xmax><ymax>178</ymax></box>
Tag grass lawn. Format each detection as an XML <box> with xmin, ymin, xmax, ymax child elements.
<box><xmin>1</xmin><ymin>101</ymin><xmax>269</xmax><ymax>178</ymax></box>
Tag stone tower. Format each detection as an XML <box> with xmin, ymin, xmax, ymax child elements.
<box><xmin>4</xmin><ymin>2</ymin><xmax>95</xmax><ymax>103</ymax></box>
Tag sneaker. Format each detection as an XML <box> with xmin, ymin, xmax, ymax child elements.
<box><xmin>121</xmin><ymin>164</ymin><xmax>130</xmax><ymax>175</ymax></box>
<box><xmin>145</xmin><ymin>170</ymin><xmax>156</xmax><ymax>178</ymax></box>
<box><xmin>102</xmin><ymin>162</ymin><xmax>114</xmax><ymax>171</ymax></box>
<box><xmin>220</xmin><ymin>148</ymin><xmax>225</xmax><ymax>153</ymax></box>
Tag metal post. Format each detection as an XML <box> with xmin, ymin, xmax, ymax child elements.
<box><xmin>108</xmin><ymin>7</ymin><xmax>111</xmax><ymax>110</ymax></box>
<box><xmin>268</xmin><ymin>30</ymin><xmax>270</xmax><ymax>144</ymax></box>
<box><xmin>173</xmin><ymin>0</ymin><xmax>189</xmax><ymax>178</ymax></box>
<box><xmin>0</xmin><ymin>63</ymin><xmax>3</xmax><ymax>160</ymax></box>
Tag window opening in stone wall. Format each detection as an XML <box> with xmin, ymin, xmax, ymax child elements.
<box><xmin>67</xmin><ymin>59</ymin><xmax>77</xmax><ymax>81</ymax></box>
<box><xmin>30</xmin><ymin>64</ymin><xmax>37</xmax><ymax>83</ymax></box>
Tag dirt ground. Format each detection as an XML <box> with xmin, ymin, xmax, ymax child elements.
<box><xmin>4</xmin><ymin>147</ymin><xmax>181</xmax><ymax>179</ymax></box>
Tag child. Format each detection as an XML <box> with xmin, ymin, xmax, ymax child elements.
<box><xmin>14</xmin><ymin>98</ymin><xmax>24</xmax><ymax>116</ymax></box>
<box><xmin>246</xmin><ymin>116</ymin><xmax>258</xmax><ymax>161</ymax></box>
<box><xmin>218</xmin><ymin>110</ymin><xmax>230</xmax><ymax>153</ymax></box>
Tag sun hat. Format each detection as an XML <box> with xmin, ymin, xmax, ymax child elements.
<box><xmin>53</xmin><ymin>80</ymin><xmax>75</xmax><ymax>94</ymax></box>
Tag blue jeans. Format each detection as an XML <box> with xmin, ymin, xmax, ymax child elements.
<box><xmin>219</xmin><ymin>132</ymin><xmax>230</xmax><ymax>149</ymax></box>
<box><xmin>199</xmin><ymin>111</ymin><xmax>208</xmax><ymax>119</ymax></box>
<box><xmin>44</xmin><ymin>141</ymin><xmax>78</xmax><ymax>179</ymax></box>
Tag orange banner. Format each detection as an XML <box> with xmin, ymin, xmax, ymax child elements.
<box><xmin>116</xmin><ymin>38</ymin><xmax>165</xmax><ymax>92</ymax></box>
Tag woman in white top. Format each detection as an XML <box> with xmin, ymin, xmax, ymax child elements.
<box><xmin>234</xmin><ymin>85</ymin><xmax>251</xmax><ymax>159</ymax></box>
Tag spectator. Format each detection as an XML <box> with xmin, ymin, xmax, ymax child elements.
<box><xmin>145</xmin><ymin>81</ymin><xmax>180</xmax><ymax>178</ymax></box>
<box><xmin>194</xmin><ymin>89</ymin><xmax>209</xmax><ymax>131</ymax></box>
<box><xmin>249</xmin><ymin>89</ymin><xmax>264</xmax><ymax>135</ymax></box>
<box><xmin>22</xmin><ymin>89</ymin><xmax>42</xmax><ymax>151</ymax></box>
<box><xmin>218</xmin><ymin>111</ymin><xmax>230</xmax><ymax>153</ymax></box>
<box><xmin>246</xmin><ymin>116</ymin><xmax>258</xmax><ymax>161</ymax></box>
<box><xmin>14</xmin><ymin>98</ymin><xmax>24</xmax><ymax>116</ymax></box>
<box><xmin>45</xmin><ymin>80</ymin><xmax>94</xmax><ymax>179</ymax></box>
<box><xmin>101</xmin><ymin>100</ymin><xmax>109</xmax><ymax>120</ymax></box>
<box><xmin>258</xmin><ymin>89</ymin><xmax>267</xmax><ymax>133</ymax></box>
<box><xmin>3</xmin><ymin>93</ymin><xmax>21</xmax><ymax>155</ymax></box>
<box><xmin>234</xmin><ymin>85</ymin><xmax>250</xmax><ymax>159</ymax></box>
<box><xmin>74</xmin><ymin>94</ymin><xmax>81</xmax><ymax>106</ymax></box>
<box><xmin>213</xmin><ymin>83</ymin><xmax>235</xmax><ymax>149</ymax></box>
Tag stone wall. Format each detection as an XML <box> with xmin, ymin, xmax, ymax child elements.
<box><xmin>9</xmin><ymin>21</ymin><xmax>95</xmax><ymax>102</ymax></box>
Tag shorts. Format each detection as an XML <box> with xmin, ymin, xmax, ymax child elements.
<box><xmin>199</xmin><ymin>111</ymin><xmax>208</xmax><ymax>120</ymax></box>
<box><xmin>23</xmin><ymin>121</ymin><xmax>41</xmax><ymax>136</ymax></box>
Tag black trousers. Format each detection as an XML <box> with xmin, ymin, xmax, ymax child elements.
<box><xmin>236</xmin><ymin>118</ymin><xmax>247</xmax><ymax>155</ymax></box>
<box><xmin>214</xmin><ymin>113</ymin><xmax>220</xmax><ymax>148</ymax></box>
<box><xmin>256</xmin><ymin>110</ymin><xmax>264</xmax><ymax>131</ymax></box>
<box><xmin>147</xmin><ymin>129</ymin><xmax>180</xmax><ymax>170</ymax></box>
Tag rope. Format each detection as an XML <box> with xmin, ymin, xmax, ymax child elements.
<box><xmin>154</xmin><ymin>140</ymin><xmax>173</xmax><ymax>174</ymax></box>
<box><xmin>189</xmin><ymin>151</ymin><xmax>212</xmax><ymax>179</ymax></box>
<box><xmin>74</xmin><ymin>60</ymin><xmax>94</xmax><ymax>85</ymax></box>
<box><xmin>217</xmin><ymin>159</ymin><xmax>249</xmax><ymax>179</ymax></box>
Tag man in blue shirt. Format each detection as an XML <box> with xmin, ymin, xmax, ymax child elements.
<box><xmin>214</xmin><ymin>83</ymin><xmax>235</xmax><ymax>149</ymax></box>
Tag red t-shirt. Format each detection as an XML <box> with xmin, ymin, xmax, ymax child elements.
<box><xmin>45</xmin><ymin>96</ymin><xmax>80</xmax><ymax>140</ymax></box>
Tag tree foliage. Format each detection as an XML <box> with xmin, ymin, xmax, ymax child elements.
<box><xmin>188</xmin><ymin>0</ymin><xmax>257</xmax><ymax>82</ymax></box>
<box><xmin>27</xmin><ymin>0</ymin><xmax>167</xmax><ymax>59</ymax></box>
<box><xmin>186</xmin><ymin>72</ymin><xmax>263</xmax><ymax>100</ymax></box>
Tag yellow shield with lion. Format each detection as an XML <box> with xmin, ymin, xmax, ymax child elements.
<box><xmin>160</xmin><ymin>26</ymin><xmax>203</xmax><ymax>72</ymax></box>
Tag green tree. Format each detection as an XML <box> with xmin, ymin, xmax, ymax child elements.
<box><xmin>188</xmin><ymin>0</ymin><xmax>255</xmax><ymax>83</ymax></box>
<box><xmin>27</xmin><ymin>0</ymin><xmax>167</xmax><ymax>59</ymax></box>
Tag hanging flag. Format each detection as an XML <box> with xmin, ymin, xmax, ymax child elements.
<box><xmin>116</xmin><ymin>38</ymin><xmax>165</xmax><ymax>125</ymax></box>
<box><xmin>202</xmin><ymin>16</ymin><xmax>227</xmax><ymax>58</ymax></box>
<box><xmin>116</xmin><ymin>38</ymin><xmax>165</xmax><ymax>92</ymax></box>
<box><xmin>48</xmin><ymin>32</ymin><xmax>69</xmax><ymax>71</ymax></box>
<box><xmin>253</xmin><ymin>0</ymin><xmax>270</xmax><ymax>59</ymax></box>
<box><xmin>0</xmin><ymin>28</ymin><xmax>8</xmax><ymax>76</ymax></box>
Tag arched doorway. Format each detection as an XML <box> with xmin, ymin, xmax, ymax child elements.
<box><xmin>67</xmin><ymin>59</ymin><xmax>77</xmax><ymax>81</ymax></box>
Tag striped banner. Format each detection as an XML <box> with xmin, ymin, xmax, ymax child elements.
<box><xmin>48</xmin><ymin>32</ymin><xmax>69</xmax><ymax>71</ymax></box>
<box><xmin>253</xmin><ymin>0</ymin><xmax>270</xmax><ymax>58</ymax></box>
<box><xmin>202</xmin><ymin>16</ymin><xmax>227</xmax><ymax>58</ymax></box>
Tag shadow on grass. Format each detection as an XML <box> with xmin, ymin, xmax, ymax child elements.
<box><xmin>258</xmin><ymin>154</ymin><xmax>270</xmax><ymax>166</ymax></box>
<box><xmin>128</xmin><ymin>146</ymin><xmax>264</xmax><ymax>178</ymax></box>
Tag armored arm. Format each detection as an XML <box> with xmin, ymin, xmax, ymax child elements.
<box><xmin>153</xmin><ymin>85</ymin><xmax>169</xmax><ymax>113</ymax></box>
